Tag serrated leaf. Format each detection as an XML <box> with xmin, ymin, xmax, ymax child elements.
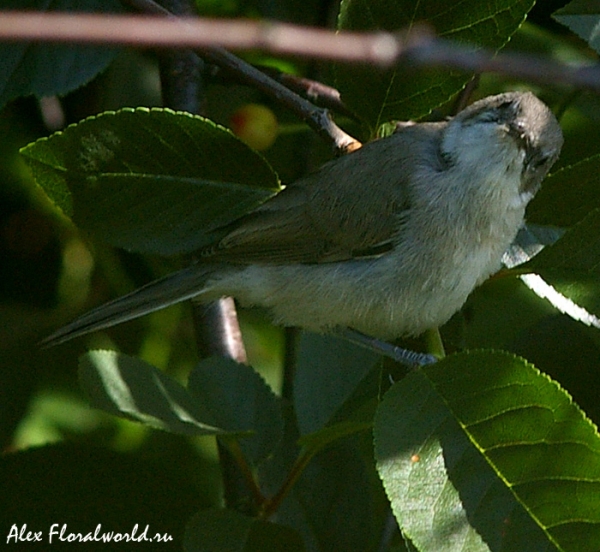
<box><xmin>79</xmin><ymin>350</ymin><xmax>230</xmax><ymax>436</ymax></box>
<box><xmin>293</xmin><ymin>332</ymin><xmax>379</xmax><ymax>435</ymax></box>
<box><xmin>375</xmin><ymin>350</ymin><xmax>600</xmax><ymax>552</ymax></box>
<box><xmin>522</xmin><ymin>210</ymin><xmax>600</xmax><ymax>319</ymax></box>
<box><xmin>187</xmin><ymin>356</ymin><xmax>283</xmax><ymax>465</ymax></box>
<box><xmin>334</xmin><ymin>0</ymin><xmax>535</xmax><ymax>130</ymax></box>
<box><xmin>0</xmin><ymin>0</ymin><xmax>123</xmax><ymax>110</ymax></box>
<box><xmin>183</xmin><ymin>508</ymin><xmax>305</xmax><ymax>552</ymax></box>
<box><xmin>528</xmin><ymin>155</ymin><xmax>600</xmax><ymax>227</ymax></box>
<box><xmin>20</xmin><ymin>108</ymin><xmax>280</xmax><ymax>256</ymax></box>
<box><xmin>553</xmin><ymin>1</ymin><xmax>600</xmax><ymax>55</ymax></box>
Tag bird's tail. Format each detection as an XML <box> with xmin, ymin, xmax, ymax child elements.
<box><xmin>41</xmin><ymin>264</ymin><xmax>216</xmax><ymax>347</ymax></box>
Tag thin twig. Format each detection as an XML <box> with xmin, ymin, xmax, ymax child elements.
<box><xmin>0</xmin><ymin>11</ymin><xmax>407</xmax><ymax>65</ymax></box>
<box><xmin>261</xmin><ymin>68</ymin><xmax>357</xmax><ymax>119</ymax></box>
<box><xmin>203</xmin><ymin>46</ymin><xmax>360</xmax><ymax>151</ymax></box>
<box><xmin>1</xmin><ymin>11</ymin><xmax>600</xmax><ymax>94</ymax></box>
<box><xmin>407</xmin><ymin>38</ymin><xmax>600</xmax><ymax>93</ymax></box>
<box><xmin>121</xmin><ymin>0</ymin><xmax>360</xmax><ymax>151</ymax></box>
<box><xmin>259</xmin><ymin>445</ymin><xmax>316</xmax><ymax>519</ymax></box>
<box><xmin>191</xmin><ymin>298</ymin><xmax>248</xmax><ymax>363</ymax></box>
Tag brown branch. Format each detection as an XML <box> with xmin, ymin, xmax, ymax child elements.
<box><xmin>156</xmin><ymin>0</ymin><xmax>249</xmax><ymax>366</ymax></box>
<box><xmin>1</xmin><ymin>11</ymin><xmax>599</xmax><ymax>94</ymax></box>
<box><xmin>191</xmin><ymin>298</ymin><xmax>247</xmax><ymax>363</ymax></box>
<box><xmin>0</xmin><ymin>11</ymin><xmax>408</xmax><ymax>65</ymax></box>
<box><xmin>128</xmin><ymin>0</ymin><xmax>360</xmax><ymax>151</ymax></box>
<box><xmin>203</xmin><ymin>46</ymin><xmax>360</xmax><ymax>151</ymax></box>
<box><xmin>261</xmin><ymin>69</ymin><xmax>357</xmax><ymax>119</ymax></box>
<box><xmin>408</xmin><ymin>38</ymin><xmax>600</xmax><ymax>94</ymax></box>
<box><xmin>124</xmin><ymin>0</ymin><xmax>361</xmax><ymax>152</ymax></box>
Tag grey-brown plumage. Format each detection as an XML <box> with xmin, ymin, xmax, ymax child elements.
<box><xmin>43</xmin><ymin>91</ymin><xmax>563</xmax><ymax>347</ymax></box>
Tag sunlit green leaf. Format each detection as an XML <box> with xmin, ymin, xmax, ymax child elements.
<box><xmin>375</xmin><ymin>350</ymin><xmax>600</xmax><ymax>552</ymax></box>
<box><xmin>79</xmin><ymin>350</ymin><xmax>231</xmax><ymax>436</ymax></box>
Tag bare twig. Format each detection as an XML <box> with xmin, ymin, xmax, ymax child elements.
<box><xmin>157</xmin><ymin>1</ymin><xmax>248</xmax><ymax>365</ymax></box>
<box><xmin>126</xmin><ymin>0</ymin><xmax>360</xmax><ymax>151</ymax></box>
<box><xmin>203</xmin><ymin>46</ymin><xmax>360</xmax><ymax>151</ymax></box>
<box><xmin>159</xmin><ymin>45</ymin><xmax>204</xmax><ymax>114</ymax></box>
<box><xmin>1</xmin><ymin>11</ymin><xmax>600</xmax><ymax>94</ymax></box>
<box><xmin>451</xmin><ymin>74</ymin><xmax>481</xmax><ymax>115</ymax></box>
<box><xmin>128</xmin><ymin>0</ymin><xmax>361</xmax><ymax>150</ymax></box>
<box><xmin>408</xmin><ymin>38</ymin><xmax>600</xmax><ymax>93</ymax></box>
<box><xmin>261</xmin><ymin>69</ymin><xmax>357</xmax><ymax>119</ymax></box>
<box><xmin>0</xmin><ymin>12</ymin><xmax>408</xmax><ymax>65</ymax></box>
<box><xmin>191</xmin><ymin>298</ymin><xmax>248</xmax><ymax>363</ymax></box>
<box><xmin>206</xmin><ymin>63</ymin><xmax>356</xmax><ymax>118</ymax></box>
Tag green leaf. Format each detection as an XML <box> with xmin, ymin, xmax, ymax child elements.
<box><xmin>334</xmin><ymin>0</ymin><xmax>535</xmax><ymax>130</ymax></box>
<box><xmin>553</xmin><ymin>1</ymin><xmax>600</xmax><ymax>55</ymax></box>
<box><xmin>20</xmin><ymin>108</ymin><xmax>280</xmax><ymax>256</ymax></box>
<box><xmin>293</xmin><ymin>332</ymin><xmax>380</xmax><ymax>435</ymax></box>
<box><xmin>297</xmin><ymin>420</ymin><xmax>372</xmax><ymax>454</ymax></box>
<box><xmin>183</xmin><ymin>509</ymin><xmax>305</xmax><ymax>552</ymax></box>
<box><xmin>279</xmin><ymin>441</ymin><xmax>375</xmax><ymax>552</ymax></box>
<box><xmin>522</xmin><ymin>210</ymin><xmax>600</xmax><ymax>320</ymax></box>
<box><xmin>375</xmin><ymin>350</ymin><xmax>600</xmax><ymax>552</ymax></box>
<box><xmin>0</xmin><ymin>0</ymin><xmax>123</xmax><ymax>110</ymax></box>
<box><xmin>78</xmin><ymin>350</ymin><xmax>230</xmax><ymax>436</ymax></box>
<box><xmin>528</xmin><ymin>155</ymin><xmax>600</xmax><ymax>227</ymax></box>
<box><xmin>187</xmin><ymin>356</ymin><xmax>283</xmax><ymax>465</ymax></box>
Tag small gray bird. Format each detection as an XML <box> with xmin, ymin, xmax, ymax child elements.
<box><xmin>43</xmin><ymin>91</ymin><xmax>563</xmax><ymax>347</ymax></box>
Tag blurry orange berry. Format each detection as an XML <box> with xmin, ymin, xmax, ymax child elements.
<box><xmin>230</xmin><ymin>103</ymin><xmax>278</xmax><ymax>151</ymax></box>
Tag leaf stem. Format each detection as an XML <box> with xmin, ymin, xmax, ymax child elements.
<box><xmin>220</xmin><ymin>437</ymin><xmax>265</xmax><ymax>509</ymax></box>
<box><xmin>259</xmin><ymin>445</ymin><xmax>316</xmax><ymax>519</ymax></box>
<box><xmin>261</xmin><ymin>421</ymin><xmax>372</xmax><ymax>518</ymax></box>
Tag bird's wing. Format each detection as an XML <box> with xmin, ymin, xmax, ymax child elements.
<box><xmin>204</xmin><ymin>130</ymin><xmax>427</xmax><ymax>265</ymax></box>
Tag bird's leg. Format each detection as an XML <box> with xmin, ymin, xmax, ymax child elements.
<box><xmin>339</xmin><ymin>328</ymin><xmax>438</xmax><ymax>368</ymax></box>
